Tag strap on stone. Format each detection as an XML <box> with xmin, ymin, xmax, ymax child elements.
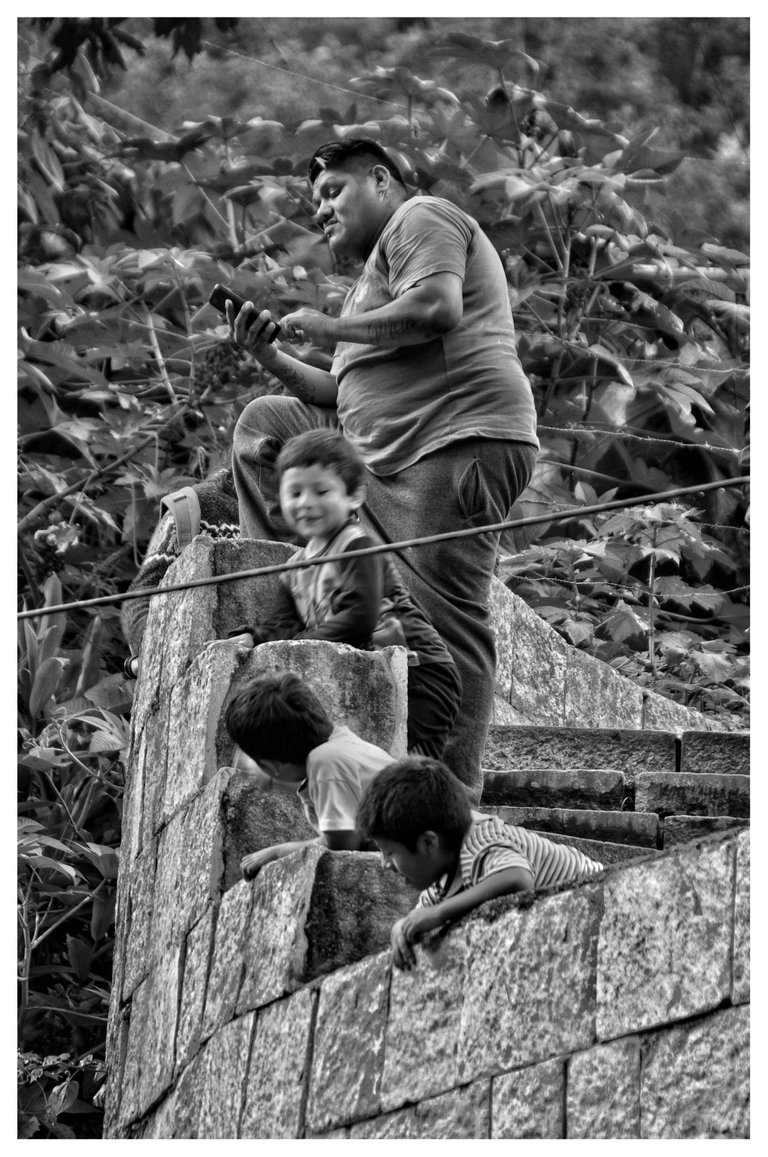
<box><xmin>161</xmin><ymin>487</ymin><xmax>201</xmax><ymax>550</ymax></box>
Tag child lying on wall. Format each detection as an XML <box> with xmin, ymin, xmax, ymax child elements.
<box><xmin>356</xmin><ymin>757</ymin><xmax>605</xmax><ymax>971</ymax></box>
<box><xmin>225</xmin><ymin>670</ymin><xmax>393</xmax><ymax>879</ymax></box>
<box><xmin>225</xmin><ymin>428</ymin><xmax>461</xmax><ymax>761</ymax></box>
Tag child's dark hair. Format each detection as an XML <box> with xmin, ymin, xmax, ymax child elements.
<box><xmin>276</xmin><ymin>429</ymin><xmax>365</xmax><ymax>495</ymax></box>
<box><xmin>356</xmin><ymin>757</ymin><xmax>471</xmax><ymax>852</ymax></box>
<box><xmin>224</xmin><ymin>671</ymin><xmax>333</xmax><ymax>764</ymax></box>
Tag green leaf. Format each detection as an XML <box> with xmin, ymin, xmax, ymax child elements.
<box><xmin>29</xmin><ymin>657</ymin><xmax>65</xmax><ymax>719</ymax></box>
<box><xmin>66</xmin><ymin>937</ymin><xmax>92</xmax><ymax>985</ymax></box>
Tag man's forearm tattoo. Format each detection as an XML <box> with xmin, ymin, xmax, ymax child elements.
<box><xmin>273</xmin><ymin>356</ymin><xmax>319</xmax><ymax>403</ymax></box>
<box><xmin>363</xmin><ymin>316</ymin><xmax>435</xmax><ymax>343</ymax></box>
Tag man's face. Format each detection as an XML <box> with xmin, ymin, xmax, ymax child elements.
<box><xmin>311</xmin><ymin>165</ymin><xmax>389</xmax><ymax>261</ymax></box>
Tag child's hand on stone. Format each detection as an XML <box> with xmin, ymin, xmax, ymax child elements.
<box><xmin>241</xmin><ymin>846</ymin><xmax>284</xmax><ymax>879</ymax></box>
<box><xmin>390</xmin><ymin>907</ymin><xmax>443</xmax><ymax>971</ymax></box>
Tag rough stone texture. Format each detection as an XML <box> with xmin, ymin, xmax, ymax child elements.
<box><xmin>641</xmin><ymin>688</ymin><xmax>724</xmax><ymax>734</ymax></box>
<box><xmin>483</xmin><ymin>724</ymin><xmax>676</xmax><ymax>780</ymax></box>
<box><xmin>488</xmin><ymin>804</ymin><xmax>659</xmax><ymax>848</ymax></box>
<box><xmin>380</xmin><ymin>931</ymin><xmax>468</xmax><ymax>1111</ymax></box>
<box><xmin>490</xmin><ymin>578</ymin><xmax>568</xmax><ymax>725</ymax></box>
<box><xmin>732</xmin><ymin>828</ymin><xmax>750</xmax><ymax>1004</ymax></box>
<box><xmin>153</xmin><ymin>541</ymin><xmax>219</xmax><ymax>690</ymax></box>
<box><xmin>161</xmin><ymin>643</ymin><xmax>240</xmax><ymax>825</ymax></box>
<box><xmin>597</xmin><ymin>834</ymin><xmax>736</xmax><ymax>1039</ymax></box>
<box><xmin>564</xmin><ymin>649</ymin><xmax>644</xmax><ymax>729</ymax></box>
<box><xmin>119</xmin><ymin>718</ymin><xmax>146</xmax><ymax>869</ymax></box>
<box><xmin>349</xmin><ymin>1080</ymin><xmax>491</xmax><ymax>1139</ymax></box>
<box><xmin>491</xmin><ymin>1058</ymin><xmax>565</xmax><ymax>1138</ymax></box>
<box><xmin>121</xmin><ymin>840</ymin><xmax>157</xmax><ymax>999</ymax></box>
<box><xmin>566</xmin><ymin>1038</ymin><xmax>641</xmax><ymax>1138</ymax></box>
<box><xmin>226</xmin><ymin>638</ymin><xmax>408</xmax><ymax>760</ymax></box>
<box><xmin>459</xmin><ymin>885</ymin><xmax>601</xmax><ymax>1081</ymax></box>
<box><xmin>136</xmin><ymin>700</ymin><xmax>171</xmax><ymax>850</ymax></box>
<box><xmin>241</xmin><ymin>988</ymin><xmax>316</xmax><ymax>1139</ymax></box>
<box><xmin>680</xmin><ymin>729</ymin><xmax>750</xmax><ymax>775</ymax></box>
<box><xmin>175</xmin><ymin>1014</ymin><xmax>256</xmax><ymax>1139</ymax></box>
<box><xmin>212</xmin><ymin>539</ymin><xmax>295</xmax><ymax>641</ymax></box>
<box><xmin>118</xmin><ymin>946</ymin><xmax>183</xmax><ymax>1127</ymax></box>
<box><xmin>176</xmin><ymin>909</ymin><xmax>215</xmax><ymax>1073</ymax></box>
<box><xmin>306</xmin><ymin>954</ymin><xmax>390</xmax><ymax>1132</ymax></box>
<box><xmin>635</xmin><ymin>770</ymin><xmax>750</xmax><ymax>819</ymax></box>
<box><xmin>151</xmin><ymin>769</ymin><xmax>231</xmax><ymax>954</ymax></box>
<box><xmin>640</xmin><ymin>1006</ymin><xmax>750</xmax><ymax>1138</ymax></box>
<box><xmin>662</xmin><ymin>814</ymin><xmax>748</xmax><ymax>848</ymax></box>
<box><xmin>201</xmin><ymin>881</ymin><xmax>253</xmax><ymax>1039</ymax></box>
<box><xmin>130</xmin><ymin>582</ymin><xmax>169</xmax><ymax>737</ymax></box>
<box><xmin>491</xmin><ymin>694</ymin><xmax>532</xmax><ymax>726</ymax></box>
<box><xmin>481</xmin><ymin>766</ymin><xmax>625</xmax><ymax>811</ymax></box>
<box><xmin>222</xmin><ymin>770</ymin><xmax>317</xmax><ymax>892</ymax></box>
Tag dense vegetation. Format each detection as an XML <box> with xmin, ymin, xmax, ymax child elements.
<box><xmin>17</xmin><ymin>17</ymin><xmax>749</xmax><ymax>1137</ymax></box>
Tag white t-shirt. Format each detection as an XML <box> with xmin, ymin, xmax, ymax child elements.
<box><xmin>297</xmin><ymin>725</ymin><xmax>393</xmax><ymax>833</ymax></box>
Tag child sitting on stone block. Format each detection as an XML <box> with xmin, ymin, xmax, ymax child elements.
<box><xmin>226</xmin><ymin>428</ymin><xmax>461</xmax><ymax>760</ymax></box>
<box><xmin>356</xmin><ymin>757</ymin><xmax>604</xmax><ymax>971</ymax></box>
<box><xmin>225</xmin><ymin>670</ymin><xmax>393</xmax><ymax>879</ymax></box>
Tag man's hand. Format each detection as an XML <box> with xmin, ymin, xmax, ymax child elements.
<box><xmin>280</xmin><ymin>307</ymin><xmax>337</xmax><ymax>346</ymax></box>
<box><xmin>226</xmin><ymin>300</ymin><xmax>281</xmax><ymax>357</ymax></box>
<box><xmin>390</xmin><ymin>906</ymin><xmax>444</xmax><ymax>971</ymax></box>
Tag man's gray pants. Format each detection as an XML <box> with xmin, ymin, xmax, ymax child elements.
<box><xmin>232</xmin><ymin>395</ymin><xmax>537</xmax><ymax>801</ymax></box>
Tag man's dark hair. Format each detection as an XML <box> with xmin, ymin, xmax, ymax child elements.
<box><xmin>308</xmin><ymin>137</ymin><xmax>408</xmax><ymax>189</ymax></box>
<box><xmin>356</xmin><ymin>757</ymin><xmax>471</xmax><ymax>852</ymax></box>
<box><xmin>277</xmin><ymin>429</ymin><xmax>365</xmax><ymax>495</ymax></box>
<box><xmin>224</xmin><ymin>671</ymin><xmax>333</xmax><ymax>764</ymax></box>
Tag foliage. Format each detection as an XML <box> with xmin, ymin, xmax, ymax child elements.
<box><xmin>17</xmin><ymin>17</ymin><xmax>749</xmax><ymax>1136</ymax></box>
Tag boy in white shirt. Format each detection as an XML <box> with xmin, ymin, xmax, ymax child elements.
<box><xmin>225</xmin><ymin>670</ymin><xmax>393</xmax><ymax>878</ymax></box>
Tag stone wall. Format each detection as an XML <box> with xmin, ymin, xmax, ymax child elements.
<box><xmin>103</xmin><ymin>536</ymin><xmax>748</xmax><ymax>1138</ymax></box>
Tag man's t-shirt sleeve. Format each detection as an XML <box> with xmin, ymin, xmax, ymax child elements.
<box><xmin>384</xmin><ymin>200</ymin><xmax>472</xmax><ymax>296</ymax></box>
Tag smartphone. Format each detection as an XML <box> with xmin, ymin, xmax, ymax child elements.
<box><xmin>208</xmin><ymin>283</ymin><xmax>281</xmax><ymax>342</ymax></box>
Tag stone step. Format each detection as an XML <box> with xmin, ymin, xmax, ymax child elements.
<box><xmin>661</xmin><ymin>815</ymin><xmax>749</xmax><ymax>849</ymax></box>
<box><xmin>484</xmin><ymin>725</ymin><xmax>675</xmax><ymax>783</ymax></box>
<box><xmin>635</xmin><ymin>771</ymin><xmax>750</xmax><ymax>820</ymax></box>
<box><xmin>680</xmin><ymin>731</ymin><xmax>750</xmax><ymax>776</ymax></box>
<box><xmin>482</xmin><ymin>805</ymin><xmax>659</xmax><ymax>848</ymax></box>
<box><xmin>480</xmin><ymin>767</ymin><xmax>625</xmax><ymax>812</ymax></box>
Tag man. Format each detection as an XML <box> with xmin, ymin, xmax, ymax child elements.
<box><xmin>228</xmin><ymin>137</ymin><xmax>538</xmax><ymax>801</ymax></box>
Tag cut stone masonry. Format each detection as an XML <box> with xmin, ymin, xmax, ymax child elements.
<box><xmin>104</xmin><ymin>536</ymin><xmax>749</xmax><ymax>1139</ymax></box>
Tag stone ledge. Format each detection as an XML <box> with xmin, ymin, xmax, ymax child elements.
<box><xmin>635</xmin><ymin>770</ymin><xmax>750</xmax><ymax>819</ymax></box>
<box><xmin>481</xmin><ymin>766</ymin><xmax>625</xmax><ymax>811</ymax></box>
<box><xmin>483</xmin><ymin>725</ymin><xmax>676</xmax><ymax>781</ymax></box>
<box><xmin>486</xmin><ymin>804</ymin><xmax>659</xmax><ymax>848</ymax></box>
<box><xmin>680</xmin><ymin>729</ymin><xmax>750</xmax><ymax>775</ymax></box>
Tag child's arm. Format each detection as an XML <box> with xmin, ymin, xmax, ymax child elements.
<box><xmin>241</xmin><ymin>830</ymin><xmax>362</xmax><ymax>878</ymax></box>
<box><xmin>226</xmin><ymin>583</ymin><xmax>303</xmax><ymax>646</ymax></box>
<box><xmin>390</xmin><ymin>866</ymin><xmax>534</xmax><ymax>971</ymax></box>
<box><xmin>297</xmin><ymin>540</ymin><xmax>383</xmax><ymax>647</ymax></box>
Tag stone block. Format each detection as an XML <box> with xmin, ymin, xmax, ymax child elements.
<box><xmin>201</xmin><ymin>882</ymin><xmax>253</xmax><ymax>1040</ymax></box>
<box><xmin>641</xmin><ymin>688</ymin><xmax>715</xmax><ymax>734</ymax></box>
<box><xmin>130</xmin><ymin>582</ymin><xmax>169</xmax><ymax>736</ymax></box>
<box><xmin>483</xmin><ymin>724</ymin><xmax>676</xmax><ymax>781</ymax></box>
<box><xmin>151</xmin><ymin>769</ymin><xmax>231</xmax><ymax>954</ymax></box>
<box><xmin>241</xmin><ymin>988</ymin><xmax>316</xmax><ymax>1139</ymax></box>
<box><xmin>236</xmin><ymin>848</ymin><xmax>416</xmax><ymax>1013</ymax></box>
<box><xmin>481</xmin><ymin>766</ymin><xmax>625</xmax><ymax>811</ymax></box>
<box><xmin>212</xmin><ymin>538</ymin><xmax>295</xmax><ymax>640</ymax></box>
<box><xmin>640</xmin><ymin>1006</ymin><xmax>749</xmax><ymax>1138</ymax></box>
<box><xmin>175</xmin><ymin>1014</ymin><xmax>256</xmax><ymax>1139</ymax></box>
<box><xmin>306</xmin><ymin>954</ymin><xmax>390</xmax><ymax>1133</ymax></box>
<box><xmin>566</xmin><ymin>1038</ymin><xmax>641</xmax><ymax>1138</ymax></box>
<box><xmin>176</xmin><ymin>909</ymin><xmax>215</xmax><ymax>1073</ymax></box>
<box><xmin>597</xmin><ymin>834</ymin><xmax>737</xmax><ymax>1039</ymax></box>
<box><xmin>155</xmin><ymin>540</ymin><xmax>219</xmax><ymax>689</ymax></box>
<box><xmin>221</xmin><ymin>769</ymin><xmax>316</xmax><ymax>892</ymax></box>
<box><xmin>490</xmin><ymin>579</ymin><xmax>568</xmax><ymax>725</ymax></box>
<box><xmin>459</xmin><ymin>885</ymin><xmax>601</xmax><ymax>1081</ymax></box>
<box><xmin>161</xmin><ymin>643</ymin><xmax>241</xmax><ymax>824</ymax></box>
<box><xmin>349</xmin><ymin>1080</ymin><xmax>491</xmax><ymax>1139</ymax></box>
<box><xmin>380</xmin><ymin>932</ymin><xmax>467</xmax><ymax>1111</ymax></box>
<box><xmin>662</xmin><ymin>814</ymin><xmax>747</xmax><ymax>849</ymax></box>
<box><xmin>635</xmin><ymin>770</ymin><xmax>750</xmax><ymax>818</ymax></box>
<box><xmin>732</xmin><ymin>828</ymin><xmax>750</xmax><ymax>1003</ymax></box>
<box><xmin>122</xmin><ymin>840</ymin><xmax>157</xmax><ymax>999</ymax></box>
<box><xmin>564</xmin><ymin>649</ymin><xmax>644</xmax><ymax>729</ymax></box>
<box><xmin>491</xmin><ymin>1058</ymin><xmax>565</xmax><ymax>1138</ymax></box>
<box><xmin>224</xmin><ymin>638</ymin><xmax>408</xmax><ymax>760</ymax></box>
<box><xmin>487</xmin><ymin>804</ymin><xmax>659</xmax><ymax>848</ymax></box>
<box><xmin>118</xmin><ymin>947</ymin><xmax>183</xmax><ymax>1127</ymax></box>
<box><xmin>138</xmin><ymin>699</ymin><xmax>171</xmax><ymax>847</ymax></box>
<box><xmin>491</xmin><ymin>694</ymin><xmax>532</xmax><ymax>726</ymax></box>
<box><xmin>680</xmin><ymin>729</ymin><xmax>750</xmax><ymax>775</ymax></box>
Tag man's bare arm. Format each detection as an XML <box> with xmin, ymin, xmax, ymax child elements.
<box><xmin>228</xmin><ymin>302</ymin><xmax>339</xmax><ymax>406</ymax></box>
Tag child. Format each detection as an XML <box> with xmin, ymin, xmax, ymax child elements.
<box><xmin>225</xmin><ymin>670</ymin><xmax>393</xmax><ymax>879</ymax></box>
<box><xmin>356</xmin><ymin>757</ymin><xmax>605</xmax><ymax>971</ymax></box>
<box><xmin>227</xmin><ymin>428</ymin><xmax>461</xmax><ymax>760</ymax></box>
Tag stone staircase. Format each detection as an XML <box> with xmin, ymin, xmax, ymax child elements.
<box><xmin>103</xmin><ymin>537</ymin><xmax>750</xmax><ymax>1139</ymax></box>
